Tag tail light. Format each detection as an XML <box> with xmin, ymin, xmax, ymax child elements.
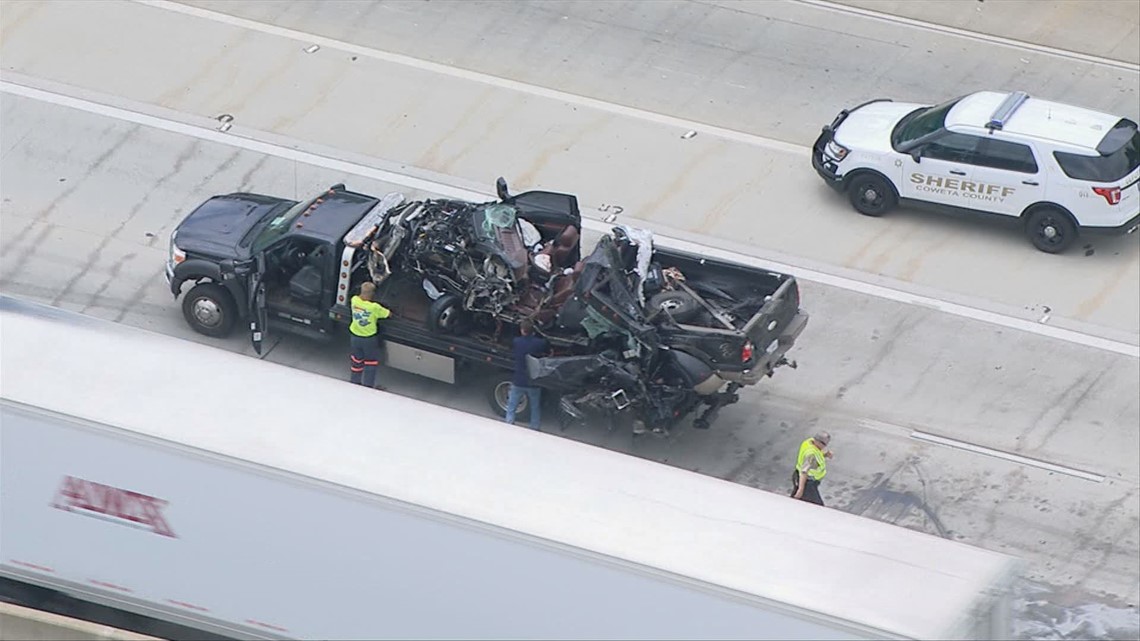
<box><xmin>1093</xmin><ymin>186</ymin><xmax>1122</xmax><ymax>205</ymax></box>
<box><xmin>741</xmin><ymin>340</ymin><xmax>754</xmax><ymax>362</ymax></box>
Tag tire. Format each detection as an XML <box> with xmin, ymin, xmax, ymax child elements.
<box><xmin>426</xmin><ymin>294</ymin><xmax>470</xmax><ymax>335</ymax></box>
<box><xmin>648</xmin><ymin>290</ymin><xmax>701</xmax><ymax>323</ymax></box>
<box><xmin>846</xmin><ymin>172</ymin><xmax>897</xmax><ymax>217</ymax></box>
<box><xmin>1024</xmin><ymin>207</ymin><xmax>1077</xmax><ymax>254</ymax></box>
<box><xmin>487</xmin><ymin>373</ymin><xmax>526</xmax><ymax>418</ymax></box>
<box><xmin>181</xmin><ymin>282</ymin><xmax>237</xmax><ymax>337</ymax></box>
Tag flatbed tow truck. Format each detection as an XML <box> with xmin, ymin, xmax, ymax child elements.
<box><xmin>166</xmin><ymin>180</ymin><xmax>807</xmax><ymax>432</ymax></box>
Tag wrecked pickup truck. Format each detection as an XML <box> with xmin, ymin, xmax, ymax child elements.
<box><xmin>366</xmin><ymin>180</ymin><xmax>808</xmax><ymax>431</ymax></box>
<box><xmin>165</xmin><ymin>179</ymin><xmax>807</xmax><ymax>434</ymax></box>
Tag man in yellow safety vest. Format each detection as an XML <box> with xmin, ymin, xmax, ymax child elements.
<box><xmin>349</xmin><ymin>282</ymin><xmax>391</xmax><ymax>389</ymax></box>
<box><xmin>791</xmin><ymin>431</ymin><xmax>833</xmax><ymax>506</ymax></box>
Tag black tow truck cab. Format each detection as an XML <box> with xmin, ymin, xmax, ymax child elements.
<box><xmin>165</xmin><ymin>182</ymin><xmax>580</xmax><ymax>402</ymax></box>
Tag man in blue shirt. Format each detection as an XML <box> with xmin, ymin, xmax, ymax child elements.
<box><xmin>505</xmin><ymin>320</ymin><xmax>550</xmax><ymax>430</ymax></box>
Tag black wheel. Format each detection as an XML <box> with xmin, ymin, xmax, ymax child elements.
<box><xmin>846</xmin><ymin>172</ymin><xmax>897</xmax><ymax>217</ymax></box>
<box><xmin>486</xmin><ymin>373</ymin><xmax>526</xmax><ymax>418</ymax></box>
<box><xmin>1025</xmin><ymin>207</ymin><xmax>1077</xmax><ymax>254</ymax></box>
<box><xmin>426</xmin><ymin>294</ymin><xmax>470</xmax><ymax>334</ymax></box>
<box><xmin>648</xmin><ymin>290</ymin><xmax>701</xmax><ymax>323</ymax></box>
<box><xmin>181</xmin><ymin>283</ymin><xmax>237</xmax><ymax>337</ymax></box>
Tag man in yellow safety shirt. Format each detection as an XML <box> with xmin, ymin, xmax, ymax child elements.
<box><xmin>791</xmin><ymin>431</ymin><xmax>833</xmax><ymax>506</ymax></box>
<box><xmin>349</xmin><ymin>282</ymin><xmax>391</xmax><ymax>389</ymax></box>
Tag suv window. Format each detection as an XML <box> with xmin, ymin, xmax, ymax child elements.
<box><xmin>921</xmin><ymin>133</ymin><xmax>980</xmax><ymax>164</ymax></box>
<box><xmin>1054</xmin><ymin>120</ymin><xmax>1140</xmax><ymax>182</ymax></box>
<box><xmin>975</xmin><ymin>139</ymin><xmax>1039</xmax><ymax>174</ymax></box>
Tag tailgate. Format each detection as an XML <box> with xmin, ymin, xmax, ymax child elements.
<box><xmin>742</xmin><ymin>276</ymin><xmax>805</xmax><ymax>353</ymax></box>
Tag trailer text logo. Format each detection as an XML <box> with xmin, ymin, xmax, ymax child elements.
<box><xmin>52</xmin><ymin>476</ymin><xmax>176</xmax><ymax>538</ymax></box>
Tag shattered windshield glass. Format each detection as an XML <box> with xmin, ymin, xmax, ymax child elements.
<box><xmin>474</xmin><ymin>203</ymin><xmax>518</xmax><ymax>241</ymax></box>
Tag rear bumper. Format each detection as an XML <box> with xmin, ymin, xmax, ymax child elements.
<box><xmin>724</xmin><ymin>311</ymin><xmax>810</xmax><ymax>386</ymax></box>
<box><xmin>1081</xmin><ymin>210</ymin><xmax>1140</xmax><ymax>236</ymax></box>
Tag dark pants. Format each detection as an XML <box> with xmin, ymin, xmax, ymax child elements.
<box><xmin>349</xmin><ymin>334</ymin><xmax>382</xmax><ymax>388</ymax></box>
<box><xmin>791</xmin><ymin>470</ymin><xmax>824</xmax><ymax>506</ymax></box>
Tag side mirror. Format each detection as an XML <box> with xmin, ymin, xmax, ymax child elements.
<box><xmin>496</xmin><ymin>177</ymin><xmax>511</xmax><ymax>201</ymax></box>
<box><xmin>910</xmin><ymin>149</ymin><xmax>922</xmax><ymax>164</ymax></box>
<box><xmin>219</xmin><ymin>259</ymin><xmax>236</xmax><ymax>274</ymax></box>
<box><xmin>329</xmin><ymin>183</ymin><xmax>346</xmax><ymax>192</ymax></box>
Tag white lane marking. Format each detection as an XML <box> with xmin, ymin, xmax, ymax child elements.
<box><xmin>796</xmin><ymin>0</ymin><xmax>1140</xmax><ymax>74</ymax></box>
<box><xmin>3</xmin><ymin>78</ymin><xmax>1138</xmax><ymax>359</ymax></box>
<box><xmin>133</xmin><ymin>0</ymin><xmax>808</xmax><ymax>156</ymax></box>
<box><xmin>910</xmin><ymin>431</ymin><xmax>1106</xmax><ymax>483</ymax></box>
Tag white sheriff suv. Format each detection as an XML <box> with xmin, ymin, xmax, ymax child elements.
<box><xmin>812</xmin><ymin>91</ymin><xmax>1140</xmax><ymax>253</ymax></box>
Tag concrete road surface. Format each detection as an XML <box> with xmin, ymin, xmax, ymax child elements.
<box><xmin>1</xmin><ymin>1</ymin><xmax>1138</xmax><ymax>639</ymax></box>
<box><xmin>1</xmin><ymin>0</ymin><xmax>1137</xmax><ymax>340</ymax></box>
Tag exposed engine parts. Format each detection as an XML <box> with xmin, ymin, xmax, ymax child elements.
<box><xmin>362</xmin><ymin>182</ymin><xmax>804</xmax><ymax>434</ymax></box>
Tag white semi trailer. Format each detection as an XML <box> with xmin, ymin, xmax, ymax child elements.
<box><xmin>0</xmin><ymin>295</ymin><xmax>1019</xmax><ymax>640</ymax></box>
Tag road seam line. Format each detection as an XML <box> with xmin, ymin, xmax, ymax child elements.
<box><xmin>910</xmin><ymin>431</ymin><xmax>1105</xmax><ymax>483</ymax></box>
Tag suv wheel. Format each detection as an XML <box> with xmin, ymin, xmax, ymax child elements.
<box><xmin>182</xmin><ymin>283</ymin><xmax>237</xmax><ymax>337</ymax></box>
<box><xmin>1025</xmin><ymin>207</ymin><xmax>1077</xmax><ymax>254</ymax></box>
<box><xmin>846</xmin><ymin>173</ymin><xmax>897</xmax><ymax>217</ymax></box>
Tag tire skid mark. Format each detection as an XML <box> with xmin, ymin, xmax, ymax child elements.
<box><xmin>147</xmin><ymin>149</ymin><xmax>244</xmax><ymax>248</ymax></box>
<box><xmin>1074</xmin><ymin>250</ymin><xmax>1140</xmax><ymax>321</ymax></box>
<box><xmin>414</xmin><ymin>85</ymin><xmax>496</xmax><ymax>171</ymax></box>
<box><xmin>56</xmin><ymin>140</ymin><xmax>201</xmax><ymax>307</ymax></box>
<box><xmin>434</xmin><ymin>98</ymin><xmax>526</xmax><ymax>176</ymax></box>
<box><xmin>841</xmin><ymin>457</ymin><xmax>951</xmax><ymax>539</ymax></box>
<box><xmin>0</xmin><ymin>223</ymin><xmax>55</xmax><ymax>286</ymax></box>
<box><xmin>834</xmin><ymin>310</ymin><xmax>922</xmax><ymax>400</ymax></box>
<box><xmin>634</xmin><ymin>140</ymin><xmax>726</xmax><ymax>220</ymax></box>
<box><xmin>114</xmin><ymin>264</ymin><xmax>166</xmax><ymax>323</ymax></box>
<box><xmin>154</xmin><ymin>27</ymin><xmax>250</xmax><ymax>110</ymax></box>
<box><xmin>268</xmin><ymin>61</ymin><xmax>352</xmax><ymax>133</ymax></box>
<box><xmin>1075</xmin><ymin>488</ymin><xmax>1139</xmax><ymax>588</ymax></box>
<box><xmin>235</xmin><ymin>154</ymin><xmax>272</xmax><ymax>192</ymax></box>
<box><xmin>1023</xmin><ymin>368</ymin><xmax>1110</xmax><ymax>455</ymax></box>
<box><xmin>0</xmin><ymin>122</ymin><xmax>128</xmax><ymax>257</ymax></box>
<box><xmin>513</xmin><ymin>113</ymin><xmax>612</xmax><ymax>189</ymax></box>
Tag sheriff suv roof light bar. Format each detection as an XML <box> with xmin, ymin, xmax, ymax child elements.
<box><xmin>986</xmin><ymin>91</ymin><xmax>1030</xmax><ymax>131</ymax></box>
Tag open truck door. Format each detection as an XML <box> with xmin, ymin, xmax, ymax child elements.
<box><xmin>499</xmin><ymin>178</ymin><xmax>584</xmax><ymax>266</ymax></box>
<box><xmin>248</xmin><ymin>252</ymin><xmax>270</xmax><ymax>355</ymax></box>
<box><xmin>506</xmin><ymin>190</ymin><xmax>581</xmax><ymax>229</ymax></box>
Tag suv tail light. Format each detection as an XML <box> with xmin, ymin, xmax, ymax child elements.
<box><xmin>1093</xmin><ymin>186</ymin><xmax>1122</xmax><ymax>205</ymax></box>
<box><xmin>741</xmin><ymin>340</ymin><xmax>754</xmax><ymax>363</ymax></box>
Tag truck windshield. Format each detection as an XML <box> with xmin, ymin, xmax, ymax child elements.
<box><xmin>250</xmin><ymin>197</ymin><xmax>317</xmax><ymax>252</ymax></box>
<box><xmin>891</xmin><ymin>97</ymin><xmax>962</xmax><ymax>149</ymax></box>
